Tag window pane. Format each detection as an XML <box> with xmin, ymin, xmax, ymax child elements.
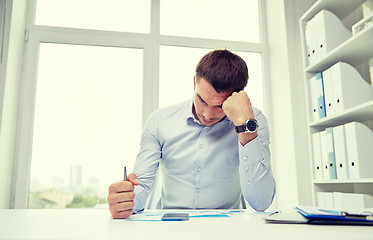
<box><xmin>29</xmin><ymin>43</ymin><xmax>143</xmax><ymax>209</ymax></box>
<box><xmin>35</xmin><ymin>0</ymin><xmax>151</xmax><ymax>33</ymax></box>
<box><xmin>238</xmin><ymin>51</ymin><xmax>263</xmax><ymax>111</ymax></box>
<box><xmin>159</xmin><ymin>46</ymin><xmax>263</xmax><ymax>111</ymax></box>
<box><xmin>160</xmin><ymin>0</ymin><xmax>260</xmax><ymax>42</ymax></box>
<box><xmin>159</xmin><ymin>46</ymin><xmax>209</xmax><ymax>108</ymax></box>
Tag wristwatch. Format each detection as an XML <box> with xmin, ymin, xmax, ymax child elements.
<box><xmin>235</xmin><ymin>119</ymin><xmax>259</xmax><ymax>133</ymax></box>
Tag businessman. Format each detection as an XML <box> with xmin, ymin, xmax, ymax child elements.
<box><xmin>108</xmin><ymin>49</ymin><xmax>276</xmax><ymax>219</ymax></box>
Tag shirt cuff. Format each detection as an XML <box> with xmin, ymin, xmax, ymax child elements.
<box><xmin>239</xmin><ymin>136</ymin><xmax>263</xmax><ymax>166</ymax></box>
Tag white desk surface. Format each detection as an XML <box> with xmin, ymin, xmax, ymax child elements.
<box><xmin>0</xmin><ymin>209</ymin><xmax>372</xmax><ymax>240</ymax></box>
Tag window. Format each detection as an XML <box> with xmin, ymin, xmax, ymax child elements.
<box><xmin>28</xmin><ymin>43</ymin><xmax>143</xmax><ymax>208</ymax></box>
<box><xmin>13</xmin><ymin>0</ymin><xmax>265</xmax><ymax>209</ymax></box>
<box><xmin>160</xmin><ymin>0</ymin><xmax>260</xmax><ymax>42</ymax></box>
<box><xmin>35</xmin><ymin>0</ymin><xmax>151</xmax><ymax>33</ymax></box>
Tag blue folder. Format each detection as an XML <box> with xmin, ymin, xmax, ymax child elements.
<box><xmin>296</xmin><ymin>206</ymin><xmax>373</xmax><ymax>225</ymax></box>
<box><xmin>265</xmin><ymin>206</ymin><xmax>373</xmax><ymax>225</ymax></box>
<box><xmin>315</xmin><ymin>72</ymin><xmax>326</xmax><ymax>119</ymax></box>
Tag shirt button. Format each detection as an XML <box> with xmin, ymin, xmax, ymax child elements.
<box><xmin>245</xmin><ymin>167</ymin><xmax>249</xmax><ymax>171</ymax></box>
<box><xmin>197</xmin><ymin>167</ymin><xmax>201</xmax><ymax>172</ymax></box>
<box><xmin>199</xmin><ymin>144</ymin><xmax>204</xmax><ymax>149</ymax></box>
<box><xmin>243</xmin><ymin>156</ymin><xmax>248</xmax><ymax>161</ymax></box>
<box><xmin>247</xmin><ymin>181</ymin><xmax>251</xmax><ymax>186</ymax></box>
<box><xmin>196</xmin><ymin>188</ymin><xmax>200</xmax><ymax>193</ymax></box>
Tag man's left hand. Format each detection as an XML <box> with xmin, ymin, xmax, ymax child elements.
<box><xmin>222</xmin><ymin>90</ymin><xmax>254</xmax><ymax>126</ymax></box>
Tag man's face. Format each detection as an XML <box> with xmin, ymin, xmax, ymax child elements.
<box><xmin>193</xmin><ymin>77</ymin><xmax>232</xmax><ymax>127</ymax></box>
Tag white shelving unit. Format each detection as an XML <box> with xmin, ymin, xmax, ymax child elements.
<box><xmin>299</xmin><ymin>0</ymin><xmax>373</xmax><ymax>206</ymax></box>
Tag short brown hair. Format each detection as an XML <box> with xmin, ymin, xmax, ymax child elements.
<box><xmin>195</xmin><ymin>49</ymin><xmax>248</xmax><ymax>93</ymax></box>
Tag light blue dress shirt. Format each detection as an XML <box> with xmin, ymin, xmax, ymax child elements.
<box><xmin>133</xmin><ymin>100</ymin><xmax>275</xmax><ymax>212</ymax></box>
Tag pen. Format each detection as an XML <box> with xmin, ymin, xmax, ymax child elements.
<box><xmin>123</xmin><ymin>166</ymin><xmax>127</xmax><ymax>181</ymax></box>
<box><xmin>341</xmin><ymin>211</ymin><xmax>373</xmax><ymax>219</ymax></box>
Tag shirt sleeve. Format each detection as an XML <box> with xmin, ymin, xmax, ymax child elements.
<box><xmin>132</xmin><ymin>111</ymin><xmax>162</xmax><ymax>213</ymax></box>
<box><xmin>239</xmin><ymin>109</ymin><xmax>276</xmax><ymax>212</ymax></box>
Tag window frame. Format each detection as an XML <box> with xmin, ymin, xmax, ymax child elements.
<box><xmin>11</xmin><ymin>0</ymin><xmax>269</xmax><ymax>208</ymax></box>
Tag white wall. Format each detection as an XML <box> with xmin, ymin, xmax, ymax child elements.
<box><xmin>264</xmin><ymin>0</ymin><xmax>315</xmax><ymax>209</ymax></box>
<box><xmin>0</xmin><ymin>0</ymin><xmax>27</xmax><ymax>208</ymax></box>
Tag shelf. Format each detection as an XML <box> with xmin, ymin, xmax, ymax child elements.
<box><xmin>305</xmin><ymin>26</ymin><xmax>373</xmax><ymax>73</ymax></box>
<box><xmin>301</xmin><ymin>0</ymin><xmax>365</xmax><ymax>22</ymax></box>
<box><xmin>301</xmin><ymin>0</ymin><xmax>373</xmax><ymax>206</ymax></box>
<box><xmin>309</xmin><ymin>100</ymin><xmax>373</xmax><ymax>128</ymax></box>
<box><xmin>313</xmin><ymin>178</ymin><xmax>373</xmax><ymax>184</ymax></box>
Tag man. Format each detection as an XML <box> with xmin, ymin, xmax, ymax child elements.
<box><xmin>108</xmin><ymin>49</ymin><xmax>276</xmax><ymax>219</ymax></box>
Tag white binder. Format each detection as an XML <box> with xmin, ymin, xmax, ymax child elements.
<box><xmin>309</xmin><ymin>75</ymin><xmax>319</xmax><ymax>122</ymax></box>
<box><xmin>330</xmin><ymin>62</ymin><xmax>373</xmax><ymax>114</ymax></box>
<box><xmin>324</xmin><ymin>192</ymin><xmax>334</xmax><ymax>208</ymax></box>
<box><xmin>304</xmin><ymin>22</ymin><xmax>313</xmax><ymax>66</ymax></box>
<box><xmin>313</xmin><ymin>10</ymin><xmax>352</xmax><ymax>61</ymax></box>
<box><xmin>332</xmin><ymin>125</ymin><xmax>349</xmax><ymax>179</ymax></box>
<box><xmin>325</xmin><ymin>127</ymin><xmax>337</xmax><ymax>179</ymax></box>
<box><xmin>342</xmin><ymin>193</ymin><xmax>355</xmax><ymax>209</ymax></box>
<box><xmin>333</xmin><ymin>192</ymin><xmax>343</xmax><ymax>209</ymax></box>
<box><xmin>345</xmin><ymin>122</ymin><xmax>373</xmax><ymax>178</ymax></box>
<box><xmin>311</xmin><ymin>132</ymin><xmax>323</xmax><ymax>180</ymax></box>
<box><xmin>317</xmin><ymin>192</ymin><xmax>325</xmax><ymax>208</ymax></box>
<box><xmin>320</xmin><ymin>130</ymin><xmax>329</xmax><ymax>179</ymax></box>
<box><xmin>352</xmin><ymin>193</ymin><xmax>373</xmax><ymax>208</ymax></box>
<box><xmin>304</xmin><ymin>19</ymin><xmax>319</xmax><ymax>66</ymax></box>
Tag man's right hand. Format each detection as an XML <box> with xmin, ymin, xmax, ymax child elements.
<box><xmin>107</xmin><ymin>173</ymin><xmax>140</xmax><ymax>219</ymax></box>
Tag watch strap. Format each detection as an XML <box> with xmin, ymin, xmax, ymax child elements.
<box><xmin>235</xmin><ymin>124</ymin><xmax>246</xmax><ymax>133</ymax></box>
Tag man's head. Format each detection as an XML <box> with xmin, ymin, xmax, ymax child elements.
<box><xmin>193</xmin><ymin>50</ymin><xmax>248</xmax><ymax>127</ymax></box>
<box><xmin>195</xmin><ymin>49</ymin><xmax>248</xmax><ymax>93</ymax></box>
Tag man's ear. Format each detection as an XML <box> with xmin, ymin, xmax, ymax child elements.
<box><xmin>193</xmin><ymin>76</ymin><xmax>196</xmax><ymax>90</ymax></box>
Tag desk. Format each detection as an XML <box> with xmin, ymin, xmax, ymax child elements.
<box><xmin>0</xmin><ymin>209</ymin><xmax>372</xmax><ymax>240</ymax></box>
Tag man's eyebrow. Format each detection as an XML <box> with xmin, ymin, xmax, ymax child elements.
<box><xmin>197</xmin><ymin>94</ymin><xmax>206</xmax><ymax>103</ymax></box>
<box><xmin>197</xmin><ymin>94</ymin><xmax>223</xmax><ymax>108</ymax></box>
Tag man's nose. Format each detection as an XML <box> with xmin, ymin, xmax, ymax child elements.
<box><xmin>203</xmin><ymin>107</ymin><xmax>215</xmax><ymax>120</ymax></box>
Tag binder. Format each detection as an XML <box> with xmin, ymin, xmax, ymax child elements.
<box><xmin>304</xmin><ymin>22</ymin><xmax>313</xmax><ymax>66</ymax></box>
<box><xmin>342</xmin><ymin>193</ymin><xmax>355</xmax><ymax>209</ymax></box>
<box><xmin>311</xmin><ymin>132</ymin><xmax>323</xmax><ymax>180</ymax></box>
<box><xmin>311</xmin><ymin>10</ymin><xmax>352</xmax><ymax>62</ymax></box>
<box><xmin>333</xmin><ymin>192</ymin><xmax>343</xmax><ymax>209</ymax></box>
<box><xmin>329</xmin><ymin>62</ymin><xmax>373</xmax><ymax>114</ymax></box>
<box><xmin>322</xmin><ymin>67</ymin><xmax>335</xmax><ymax>116</ymax></box>
<box><xmin>333</xmin><ymin>192</ymin><xmax>372</xmax><ymax>209</ymax></box>
<box><xmin>352</xmin><ymin>194</ymin><xmax>373</xmax><ymax>208</ymax></box>
<box><xmin>324</xmin><ymin>192</ymin><xmax>334</xmax><ymax>208</ymax></box>
<box><xmin>325</xmin><ymin>128</ymin><xmax>337</xmax><ymax>179</ymax></box>
<box><xmin>315</xmin><ymin>72</ymin><xmax>326</xmax><ymax>119</ymax></box>
<box><xmin>332</xmin><ymin>125</ymin><xmax>349</xmax><ymax>179</ymax></box>
<box><xmin>345</xmin><ymin>122</ymin><xmax>373</xmax><ymax>178</ymax></box>
<box><xmin>309</xmin><ymin>75</ymin><xmax>319</xmax><ymax>122</ymax></box>
<box><xmin>317</xmin><ymin>192</ymin><xmax>325</xmax><ymax>208</ymax></box>
<box><xmin>319</xmin><ymin>130</ymin><xmax>329</xmax><ymax>179</ymax></box>
<box><xmin>304</xmin><ymin>18</ymin><xmax>318</xmax><ymax>66</ymax></box>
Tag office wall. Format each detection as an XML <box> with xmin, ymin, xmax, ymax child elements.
<box><xmin>0</xmin><ymin>0</ymin><xmax>27</xmax><ymax>208</ymax></box>
<box><xmin>264</xmin><ymin>0</ymin><xmax>315</xmax><ymax>209</ymax></box>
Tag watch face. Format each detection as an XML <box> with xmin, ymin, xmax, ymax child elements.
<box><xmin>246</xmin><ymin>119</ymin><xmax>258</xmax><ymax>132</ymax></box>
